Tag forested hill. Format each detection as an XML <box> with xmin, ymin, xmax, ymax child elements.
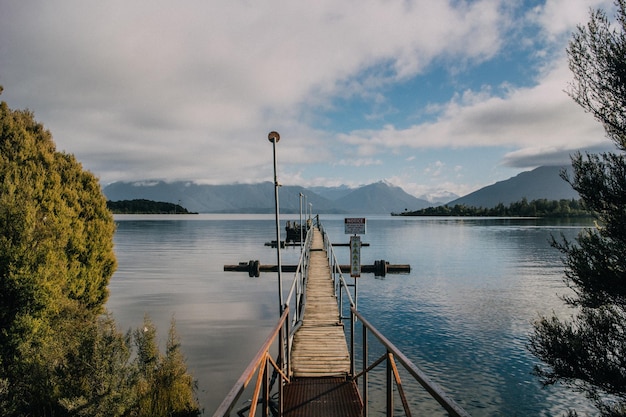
<box><xmin>447</xmin><ymin>166</ymin><xmax>579</xmax><ymax>208</ymax></box>
<box><xmin>107</xmin><ymin>199</ymin><xmax>196</xmax><ymax>214</ymax></box>
<box><xmin>394</xmin><ymin>198</ymin><xmax>589</xmax><ymax>218</ymax></box>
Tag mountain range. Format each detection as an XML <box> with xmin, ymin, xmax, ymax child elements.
<box><xmin>446</xmin><ymin>165</ymin><xmax>578</xmax><ymax>207</ymax></box>
<box><xmin>102</xmin><ymin>165</ymin><xmax>580</xmax><ymax>214</ymax></box>
<box><xmin>103</xmin><ymin>180</ymin><xmax>431</xmax><ymax>214</ymax></box>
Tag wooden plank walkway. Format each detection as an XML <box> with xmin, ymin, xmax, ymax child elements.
<box><xmin>285</xmin><ymin>227</ymin><xmax>362</xmax><ymax>417</ymax></box>
<box><xmin>290</xmin><ymin>227</ymin><xmax>351</xmax><ymax>377</ymax></box>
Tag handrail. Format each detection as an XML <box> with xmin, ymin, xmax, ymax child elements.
<box><xmin>284</xmin><ymin>224</ymin><xmax>313</xmax><ymax>374</ymax></box>
<box><xmin>284</xmin><ymin>224</ymin><xmax>314</xmax><ymax>326</ymax></box>
<box><xmin>212</xmin><ymin>307</ymin><xmax>290</xmax><ymax>417</ymax></box>
<box><xmin>351</xmin><ymin>307</ymin><xmax>471</xmax><ymax>417</ymax></box>
<box><xmin>318</xmin><ymin>221</ymin><xmax>356</xmax><ymax>308</ymax></box>
<box><xmin>215</xmin><ymin>217</ymin><xmax>470</xmax><ymax>417</ymax></box>
<box><xmin>321</xmin><ymin>222</ymin><xmax>470</xmax><ymax>417</ymax></box>
<box><xmin>214</xmin><ymin>222</ymin><xmax>314</xmax><ymax>417</ymax></box>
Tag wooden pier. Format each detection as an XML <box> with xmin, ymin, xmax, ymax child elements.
<box><xmin>284</xmin><ymin>227</ymin><xmax>362</xmax><ymax>416</ymax></box>
<box><xmin>214</xmin><ymin>221</ymin><xmax>470</xmax><ymax>417</ymax></box>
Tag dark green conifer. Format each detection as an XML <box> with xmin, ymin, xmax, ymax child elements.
<box><xmin>529</xmin><ymin>2</ymin><xmax>626</xmax><ymax>415</ymax></box>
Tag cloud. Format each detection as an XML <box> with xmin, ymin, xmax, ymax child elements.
<box><xmin>0</xmin><ymin>0</ymin><xmax>616</xmax><ymax>195</ymax></box>
<box><xmin>528</xmin><ymin>0</ymin><xmax>613</xmax><ymax>41</ymax></box>
<box><xmin>337</xmin><ymin>58</ymin><xmax>608</xmax><ymax>168</ymax></box>
<box><xmin>0</xmin><ymin>0</ymin><xmax>508</xmax><ymax>184</ymax></box>
<box><xmin>424</xmin><ymin>161</ymin><xmax>446</xmax><ymax>177</ymax></box>
<box><xmin>501</xmin><ymin>143</ymin><xmax>615</xmax><ymax>168</ymax></box>
<box><xmin>336</xmin><ymin>158</ymin><xmax>382</xmax><ymax>167</ymax></box>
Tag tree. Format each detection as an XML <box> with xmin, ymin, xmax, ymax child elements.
<box><xmin>55</xmin><ymin>314</ymin><xmax>138</xmax><ymax>417</ymax></box>
<box><xmin>0</xmin><ymin>91</ymin><xmax>118</xmax><ymax>413</ymax></box>
<box><xmin>0</xmin><ymin>91</ymin><xmax>199</xmax><ymax>416</ymax></box>
<box><xmin>567</xmin><ymin>1</ymin><xmax>626</xmax><ymax>151</ymax></box>
<box><xmin>529</xmin><ymin>2</ymin><xmax>626</xmax><ymax>415</ymax></box>
<box><xmin>134</xmin><ymin>316</ymin><xmax>200</xmax><ymax>417</ymax></box>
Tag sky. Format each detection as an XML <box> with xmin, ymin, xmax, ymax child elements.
<box><xmin>0</xmin><ymin>0</ymin><xmax>617</xmax><ymax>200</ymax></box>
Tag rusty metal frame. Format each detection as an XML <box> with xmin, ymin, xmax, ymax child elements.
<box><xmin>214</xmin><ymin>226</ymin><xmax>315</xmax><ymax>417</ymax></box>
<box><xmin>212</xmin><ymin>307</ymin><xmax>290</xmax><ymax>417</ymax></box>
<box><xmin>322</xmin><ymin>225</ymin><xmax>471</xmax><ymax>417</ymax></box>
<box><xmin>350</xmin><ymin>308</ymin><xmax>472</xmax><ymax>417</ymax></box>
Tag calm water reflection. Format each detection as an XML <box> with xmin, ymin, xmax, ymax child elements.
<box><xmin>107</xmin><ymin>214</ymin><xmax>596</xmax><ymax>416</ymax></box>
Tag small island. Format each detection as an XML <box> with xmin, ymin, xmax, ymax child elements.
<box><xmin>107</xmin><ymin>199</ymin><xmax>197</xmax><ymax>214</ymax></box>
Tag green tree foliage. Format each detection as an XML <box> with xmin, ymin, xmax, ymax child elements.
<box><xmin>567</xmin><ymin>2</ymin><xmax>626</xmax><ymax>151</ymax></box>
<box><xmin>134</xmin><ymin>317</ymin><xmax>200</xmax><ymax>417</ymax></box>
<box><xmin>528</xmin><ymin>2</ymin><xmax>626</xmax><ymax>415</ymax></box>
<box><xmin>0</xmin><ymin>93</ymin><xmax>199</xmax><ymax>416</ymax></box>
<box><xmin>0</xmin><ymin>94</ymin><xmax>117</xmax><ymax>413</ymax></box>
<box><xmin>56</xmin><ymin>314</ymin><xmax>137</xmax><ymax>416</ymax></box>
<box><xmin>50</xmin><ymin>315</ymin><xmax>200</xmax><ymax>417</ymax></box>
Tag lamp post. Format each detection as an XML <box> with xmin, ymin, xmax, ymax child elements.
<box><xmin>268</xmin><ymin>131</ymin><xmax>284</xmax><ymax>315</ymax></box>
<box><xmin>299</xmin><ymin>192</ymin><xmax>304</xmax><ymax>253</ymax></box>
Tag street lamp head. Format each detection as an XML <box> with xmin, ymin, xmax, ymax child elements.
<box><xmin>268</xmin><ymin>131</ymin><xmax>280</xmax><ymax>143</ymax></box>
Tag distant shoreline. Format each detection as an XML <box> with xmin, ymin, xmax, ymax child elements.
<box><xmin>392</xmin><ymin>198</ymin><xmax>591</xmax><ymax>218</ymax></box>
<box><xmin>107</xmin><ymin>199</ymin><xmax>197</xmax><ymax>214</ymax></box>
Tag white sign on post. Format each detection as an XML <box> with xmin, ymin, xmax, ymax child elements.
<box><xmin>350</xmin><ymin>235</ymin><xmax>361</xmax><ymax>277</ymax></box>
<box><xmin>344</xmin><ymin>217</ymin><xmax>366</xmax><ymax>234</ymax></box>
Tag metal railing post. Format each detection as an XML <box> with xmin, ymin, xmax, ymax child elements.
<box><xmin>350</xmin><ymin>306</ymin><xmax>355</xmax><ymax>377</ymax></box>
<box><xmin>262</xmin><ymin>358</ymin><xmax>269</xmax><ymax>417</ymax></box>
<box><xmin>363</xmin><ymin>324</ymin><xmax>368</xmax><ymax>417</ymax></box>
<box><xmin>387</xmin><ymin>351</ymin><xmax>394</xmax><ymax>417</ymax></box>
<box><xmin>278</xmin><ymin>320</ymin><xmax>284</xmax><ymax>415</ymax></box>
<box><xmin>285</xmin><ymin>307</ymin><xmax>290</xmax><ymax>383</ymax></box>
<box><xmin>339</xmin><ymin>282</ymin><xmax>343</xmax><ymax>323</ymax></box>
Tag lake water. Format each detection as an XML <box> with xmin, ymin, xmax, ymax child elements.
<box><xmin>107</xmin><ymin>214</ymin><xmax>597</xmax><ymax>416</ymax></box>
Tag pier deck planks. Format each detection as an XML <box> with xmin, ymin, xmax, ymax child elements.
<box><xmin>290</xmin><ymin>228</ymin><xmax>351</xmax><ymax>378</ymax></box>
